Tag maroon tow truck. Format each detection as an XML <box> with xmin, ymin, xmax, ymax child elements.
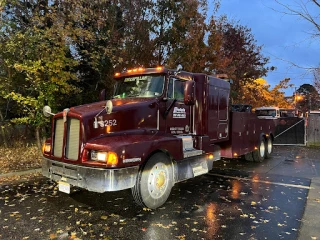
<box><xmin>42</xmin><ymin>67</ymin><xmax>275</xmax><ymax>209</ymax></box>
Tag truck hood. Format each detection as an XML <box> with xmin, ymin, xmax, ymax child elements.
<box><xmin>69</xmin><ymin>98</ymin><xmax>154</xmax><ymax>117</ymax></box>
<box><xmin>67</xmin><ymin>98</ymin><xmax>159</xmax><ymax>142</ymax></box>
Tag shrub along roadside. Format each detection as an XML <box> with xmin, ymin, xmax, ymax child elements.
<box><xmin>0</xmin><ymin>145</ymin><xmax>42</xmax><ymax>174</ymax></box>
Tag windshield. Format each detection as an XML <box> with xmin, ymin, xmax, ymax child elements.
<box><xmin>114</xmin><ymin>74</ymin><xmax>165</xmax><ymax>98</ymax></box>
<box><xmin>280</xmin><ymin>110</ymin><xmax>295</xmax><ymax>117</ymax></box>
<box><xmin>255</xmin><ymin>110</ymin><xmax>277</xmax><ymax>117</ymax></box>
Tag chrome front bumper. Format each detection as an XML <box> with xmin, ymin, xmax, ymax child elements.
<box><xmin>42</xmin><ymin>157</ymin><xmax>139</xmax><ymax>192</ymax></box>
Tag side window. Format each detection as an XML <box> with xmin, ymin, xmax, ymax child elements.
<box><xmin>167</xmin><ymin>77</ymin><xmax>185</xmax><ymax>101</ymax></box>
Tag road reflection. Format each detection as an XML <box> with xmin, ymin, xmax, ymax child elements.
<box><xmin>206</xmin><ymin>202</ymin><xmax>219</xmax><ymax>238</ymax></box>
<box><xmin>230</xmin><ymin>180</ymin><xmax>242</xmax><ymax>200</ymax></box>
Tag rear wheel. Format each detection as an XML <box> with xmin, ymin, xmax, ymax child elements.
<box><xmin>252</xmin><ymin>138</ymin><xmax>266</xmax><ymax>162</ymax></box>
<box><xmin>265</xmin><ymin>137</ymin><xmax>273</xmax><ymax>159</ymax></box>
<box><xmin>131</xmin><ymin>152</ymin><xmax>173</xmax><ymax>209</ymax></box>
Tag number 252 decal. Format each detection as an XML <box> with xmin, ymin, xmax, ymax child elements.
<box><xmin>104</xmin><ymin>119</ymin><xmax>117</xmax><ymax>126</ymax></box>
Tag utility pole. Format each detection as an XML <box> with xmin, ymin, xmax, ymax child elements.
<box><xmin>309</xmin><ymin>94</ymin><xmax>311</xmax><ymax>114</ymax></box>
<box><xmin>294</xmin><ymin>87</ymin><xmax>298</xmax><ymax>110</ymax></box>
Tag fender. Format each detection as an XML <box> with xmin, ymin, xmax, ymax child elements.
<box><xmin>84</xmin><ymin>130</ymin><xmax>184</xmax><ymax>168</ymax></box>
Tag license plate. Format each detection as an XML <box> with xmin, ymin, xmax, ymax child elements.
<box><xmin>58</xmin><ymin>181</ymin><xmax>71</xmax><ymax>194</ymax></box>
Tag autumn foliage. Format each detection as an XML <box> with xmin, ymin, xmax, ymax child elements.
<box><xmin>0</xmin><ymin>0</ymin><xmax>291</xmax><ymax>147</ymax></box>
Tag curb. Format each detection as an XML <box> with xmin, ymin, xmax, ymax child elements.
<box><xmin>298</xmin><ymin>177</ymin><xmax>320</xmax><ymax>239</ymax></box>
<box><xmin>0</xmin><ymin>168</ymin><xmax>42</xmax><ymax>179</ymax></box>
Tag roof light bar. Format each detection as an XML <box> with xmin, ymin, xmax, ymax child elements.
<box><xmin>114</xmin><ymin>67</ymin><xmax>162</xmax><ymax>77</ymax></box>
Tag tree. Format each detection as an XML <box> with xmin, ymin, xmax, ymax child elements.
<box><xmin>240</xmin><ymin>78</ymin><xmax>273</xmax><ymax>108</ymax></box>
<box><xmin>239</xmin><ymin>77</ymin><xmax>291</xmax><ymax>108</ymax></box>
<box><xmin>269</xmin><ymin>77</ymin><xmax>293</xmax><ymax>108</ymax></box>
<box><xmin>0</xmin><ymin>0</ymin><xmax>83</xmax><ymax>148</ymax></box>
<box><xmin>0</xmin><ymin>0</ymin><xmax>130</xmax><ymax>148</ymax></box>
<box><xmin>207</xmin><ymin>19</ymin><xmax>272</xmax><ymax>103</ymax></box>
<box><xmin>162</xmin><ymin>0</ymin><xmax>209</xmax><ymax>71</ymax></box>
<box><xmin>296</xmin><ymin>83</ymin><xmax>320</xmax><ymax>112</ymax></box>
<box><xmin>0</xmin><ymin>0</ymin><xmax>278</xmax><ymax>148</ymax></box>
<box><xmin>65</xmin><ymin>0</ymin><xmax>124</xmax><ymax>102</ymax></box>
<box><xmin>115</xmin><ymin>0</ymin><xmax>156</xmax><ymax>70</ymax></box>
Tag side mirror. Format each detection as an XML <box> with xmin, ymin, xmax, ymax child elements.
<box><xmin>184</xmin><ymin>81</ymin><xmax>195</xmax><ymax>105</ymax></box>
<box><xmin>43</xmin><ymin>106</ymin><xmax>55</xmax><ymax>117</ymax></box>
<box><xmin>106</xmin><ymin>100</ymin><xmax>113</xmax><ymax>114</ymax></box>
<box><xmin>99</xmin><ymin>89</ymin><xmax>106</xmax><ymax>101</ymax></box>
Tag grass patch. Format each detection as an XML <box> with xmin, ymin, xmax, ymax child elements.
<box><xmin>0</xmin><ymin>145</ymin><xmax>42</xmax><ymax>174</ymax></box>
<box><xmin>307</xmin><ymin>144</ymin><xmax>320</xmax><ymax>148</ymax></box>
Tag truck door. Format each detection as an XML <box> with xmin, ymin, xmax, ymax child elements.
<box><xmin>165</xmin><ymin>77</ymin><xmax>192</xmax><ymax>135</ymax></box>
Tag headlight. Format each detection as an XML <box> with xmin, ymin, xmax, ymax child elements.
<box><xmin>42</xmin><ymin>143</ymin><xmax>51</xmax><ymax>154</ymax></box>
<box><xmin>91</xmin><ymin>151</ymin><xmax>107</xmax><ymax>162</ymax></box>
<box><xmin>91</xmin><ymin>150</ymin><xmax>118</xmax><ymax>166</ymax></box>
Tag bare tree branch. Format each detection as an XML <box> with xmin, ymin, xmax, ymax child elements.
<box><xmin>273</xmin><ymin>0</ymin><xmax>320</xmax><ymax>37</ymax></box>
<box><xmin>311</xmin><ymin>0</ymin><xmax>320</xmax><ymax>8</ymax></box>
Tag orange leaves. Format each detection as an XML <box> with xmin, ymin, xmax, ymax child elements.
<box><xmin>0</xmin><ymin>145</ymin><xmax>42</xmax><ymax>175</ymax></box>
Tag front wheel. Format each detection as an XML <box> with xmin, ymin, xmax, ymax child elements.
<box><xmin>131</xmin><ymin>152</ymin><xmax>173</xmax><ymax>209</ymax></box>
<box><xmin>252</xmin><ymin>138</ymin><xmax>266</xmax><ymax>162</ymax></box>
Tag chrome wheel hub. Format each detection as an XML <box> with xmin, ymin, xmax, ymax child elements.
<box><xmin>148</xmin><ymin>162</ymin><xmax>169</xmax><ymax>199</ymax></box>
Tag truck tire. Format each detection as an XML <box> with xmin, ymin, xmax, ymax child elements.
<box><xmin>131</xmin><ymin>152</ymin><xmax>173</xmax><ymax>209</ymax></box>
<box><xmin>252</xmin><ymin>138</ymin><xmax>266</xmax><ymax>162</ymax></box>
<box><xmin>265</xmin><ymin>137</ymin><xmax>273</xmax><ymax>159</ymax></box>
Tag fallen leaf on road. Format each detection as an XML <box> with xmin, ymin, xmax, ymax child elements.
<box><xmin>176</xmin><ymin>235</ymin><xmax>186</xmax><ymax>240</ymax></box>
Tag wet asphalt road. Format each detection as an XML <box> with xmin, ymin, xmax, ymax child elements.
<box><xmin>0</xmin><ymin>146</ymin><xmax>319</xmax><ymax>240</ymax></box>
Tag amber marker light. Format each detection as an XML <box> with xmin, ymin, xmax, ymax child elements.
<box><xmin>42</xmin><ymin>143</ymin><xmax>51</xmax><ymax>154</ymax></box>
<box><xmin>114</xmin><ymin>72</ymin><xmax>120</xmax><ymax>77</ymax></box>
<box><xmin>208</xmin><ymin>153</ymin><xmax>214</xmax><ymax>159</ymax></box>
<box><xmin>132</xmin><ymin>68</ymin><xmax>138</xmax><ymax>72</ymax></box>
<box><xmin>127</xmin><ymin>69</ymin><xmax>133</xmax><ymax>73</ymax></box>
<box><xmin>254</xmin><ymin>146</ymin><xmax>258</xmax><ymax>150</ymax></box>
<box><xmin>233</xmin><ymin>153</ymin><xmax>238</xmax><ymax>157</ymax></box>
<box><xmin>107</xmin><ymin>152</ymin><xmax>118</xmax><ymax>166</ymax></box>
<box><xmin>156</xmin><ymin>66</ymin><xmax>163</xmax><ymax>71</ymax></box>
<box><xmin>138</xmin><ymin>67</ymin><xmax>144</xmax><ymax>71</ymax></box>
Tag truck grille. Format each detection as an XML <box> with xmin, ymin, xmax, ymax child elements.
<box><xmin>53</xmin><ymin>118</ymin><xmax>81</xmax><ymax>160</ymax></box>
<box><xmin>66</xmin><ymin>118</ymin><xmax>80</xmax><ymax>160</ymax></box>
<box><xmin>53</xmin><ymin>119</ymin><xmax>64</xmax><ymax>158</ymax></box>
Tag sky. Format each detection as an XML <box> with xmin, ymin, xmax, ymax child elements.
<box><xmin>215</xmin><ymin>0</ymin><xmax>319</xmax><ymax>96</ymax></box>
